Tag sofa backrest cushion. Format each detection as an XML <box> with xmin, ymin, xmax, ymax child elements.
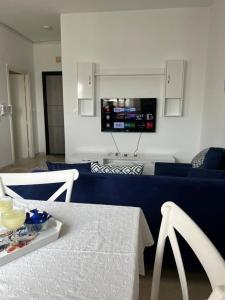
<box><xmin>46</xmin><ymin>161</ymin><xmax>91</xmax><ymax>173</ymax></box>
<box><xmin>188</xmin><ymin>168</ymin><xmax>225</xmax><ymax>179</ymax></box>
<box><xmin>154</xmin><ymin>162</ymin><xmax>191</xmax><ymax>177</ymax></box>
<box><xmin>202</xmin><ymin>147</ymin><xmax>225</xmax><ymax>170</ymax></box>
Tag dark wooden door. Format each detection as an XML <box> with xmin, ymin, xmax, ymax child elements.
<box><xmin>43</xmin><ymin>72</ymin><xmax>65</xmax><ymax>155</ymax></box>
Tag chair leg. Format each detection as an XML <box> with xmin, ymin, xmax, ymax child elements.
<box><xmin>151</xmin><ymin>218</ymin><xmax>169</xmax><ymax>300</ymax></box>
<box><xmin>208</xmin><ymin>286</ymin><xmax>225</xmax><ymax>300</ymax></box>
<box><xmin>168</xmin><ymin>227</ymin><xmax>189</xmax><ymax>300</ymax></box>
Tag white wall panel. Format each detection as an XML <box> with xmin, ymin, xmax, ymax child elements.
<box><xmin>0</xmin><ymin>25</ymin><xmax>34</xmax><ymax>168</ymax></box>
<box><xmin>61</xmin><ymin>8</ymin><xmax>210</xmax><ymax>162</ymax></box>
<box><xmin>201</xmin><ymin>0</ymin><xmax>225</xmax><ymax>149</ymax></box>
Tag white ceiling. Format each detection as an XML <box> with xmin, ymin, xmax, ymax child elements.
<box><xmin>0</xmin><ymin>0</ymin><xmax>212</xmax><ymax>42</ymax></box>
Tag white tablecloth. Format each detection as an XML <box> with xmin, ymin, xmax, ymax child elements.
<box><xmin>0</xmin><ymin>201</ymin><xmax>154</xmax><ymax>300</ymax></box>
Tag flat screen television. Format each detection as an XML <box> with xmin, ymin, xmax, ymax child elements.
<box><xmin>101</xmin><ymin>98</ymin><xmax>157</xmax><ymax>132</ymax></box>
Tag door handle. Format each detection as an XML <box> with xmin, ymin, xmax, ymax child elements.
<box><xmin>167</xmin><ymin>74</ymin><xmax>171</xmax><ymax>84</ymax></box>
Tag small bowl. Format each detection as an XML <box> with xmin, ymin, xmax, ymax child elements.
<box><xmin>25</xmin><ymin>220</ymin><xmax>49</xmax><ymax>233</ymax></box>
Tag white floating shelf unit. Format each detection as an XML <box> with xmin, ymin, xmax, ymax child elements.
<box><xmin>76</xmin><ymin>61</ymin><xmax>186</xmax><ymax>118</ymax></box>
<box><xmin>164</xmin><ymin>60</ymin><xmax>185</xmax><ymax>117</ymax></box>
<box><xmin>94</xmin><ymin>68</ymin><xmax>165</xmax><ymax>77</ymax></box>
<box><xmin>77</xmin><ymin>62</ymin><xmax>95</xmax><ymax>117</ymax></box>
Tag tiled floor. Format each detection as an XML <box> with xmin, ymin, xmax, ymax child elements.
<box><xmin>0</xmin><ymin>154</ymin><xmax>211</xmax><ymax>299</ymax></box>
<box><xmin>139</xmin><ymin>267</ymin><xmax>210</xmax><ymax>300</ymax></box>
<box><xmin>0</xmin><ymin>154</ymin><xmax>65</xmax><ymax>173</ymax></box>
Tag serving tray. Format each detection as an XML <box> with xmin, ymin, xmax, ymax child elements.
<box><xmin>0</xmin><ymin>218</ymin><xmax>62</xmax><ymax>267</ymax></box>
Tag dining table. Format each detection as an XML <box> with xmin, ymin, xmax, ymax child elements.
<box><xmin>0</xmin><ymin>200</ymin><xmax>154</xmax><ymax>300</ymax></box>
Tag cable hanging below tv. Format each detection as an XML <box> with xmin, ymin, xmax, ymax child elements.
<box><xmin>101</xmin><ymin>98</ymin><xmax>157</xmax><ymax>133</ymax></box>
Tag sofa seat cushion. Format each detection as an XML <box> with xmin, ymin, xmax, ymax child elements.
<box><xmin>91</xmin><ymin>162</ymin><xmax>144</xmax><ymax>175</ymax></box>
<box><xmin>46</xmin><ymin>161</ymin><xmax>91</xmax><ymax>173</ymax></box>
<box><xmin>202</xmin><ymin>147</ymin><xmax>225</xmax><ymax>170</ymax></box>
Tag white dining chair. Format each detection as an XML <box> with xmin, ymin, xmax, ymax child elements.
<box><xmin>150</xmin><ymin>201</ymin><xmax>225</xmax><ymax>300</ymax></box>
<box><xmin>0</xmin><ymin>169</ymin><xmax>79</xmax><ymax>203</ymax></box>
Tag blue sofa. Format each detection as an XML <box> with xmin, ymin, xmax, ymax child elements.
<box><xmin>11</xmin><ymin>165</ymin><xmax>225</xmax><ymax>267</ymax></box>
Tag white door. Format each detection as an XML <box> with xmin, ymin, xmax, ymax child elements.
<box><xmin>0</xmin><ymin>62</ymin><xmax>13</xmax><ymax>168</ymax></box>
<box><xmin>9</xmin><ymin>74</ymin><xmax>29</xmax><ymax>158</ymax></box>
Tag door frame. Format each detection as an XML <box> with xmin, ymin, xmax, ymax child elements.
<box><xmin>7</xmin><ymin>65</ymin><xmax>35</xmax><ymax>163</ymax></box>
<box><xmin>42</xmin><ymin>71</ymin><xmax>63</xmax><ymax>155</ymax></box>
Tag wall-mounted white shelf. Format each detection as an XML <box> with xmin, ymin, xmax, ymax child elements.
<box><xmin>76</xmin><ymin>61</ymin><xmax>186</xmax><ymax>118</ymax></box>
<box><xmin>164</xmin><ymin>98</ymin><xmax>183</xmax><ymax>117</ymax></box>
<box><xmin>77</xmin><ymin>62</ymin><xmax>95</xmax><ymax>117</ymax></box>
<box><xmin>78</xmin><ymin>99</ymin><xmax>95</xmax><ymax>117</ymax></box>
<box><xmin>164</xmin><ymin>60</ymin><xmax>185</xmax><ymax>117</ymax></box>
<box><xmin>95</xmin><ymin>68</ymin><xmax>165</xmax><ymax>77</ymax></box>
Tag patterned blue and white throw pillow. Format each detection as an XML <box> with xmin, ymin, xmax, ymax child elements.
<box><xmin>191</xmin><ymin>148</ymin><xmax>209</xmax><ymax>168</ymax></box>
<box><xmin>91</xmin><ymin>162</ymin><xmax>144</xmax><ymax>175</ymax></box>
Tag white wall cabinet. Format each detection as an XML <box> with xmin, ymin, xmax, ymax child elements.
<box><xmin>77</xmin><ymin>62</ymin><xmax>95</xmax><ymax>116</ymax></box>
<box><xmin>164</xmin><ymin>60</ymin><xmax>185</xmax><ymax>117</ymax></box>
<box><xmin>76</xmin><ymin>60</ymin><xmax>185</xmax><ymax>117</ymax></box>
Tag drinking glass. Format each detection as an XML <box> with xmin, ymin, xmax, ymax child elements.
<box><xmin>0</xmin><ymin>196</ymin><xmax>13</xmax><ymax>226</ymax></box>
<box><xmin>1</xmin><ymin>207</ymin><xmax>26</xmax><ymax>242</ymax></box>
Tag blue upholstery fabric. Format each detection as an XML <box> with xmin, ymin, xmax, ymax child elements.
<box><xmin>71</xmin><ymin>172</ymin><xmax>225</xmax><ymax>267</ymax></box>
<box><xmin>9</xmin><ymin>183</ymin><xmax>66</xmax><ymax>202</ymax></box>
<box><xmin>202</xmin><ymin>147</ymin><xmax>225</xmax><ymax>170</ymax></box>
<box><xmin>188</xmin><ymin>168</ymin><xmax>225</xmax><ymax>179</ymax></box>
<box><xmin>11</xmin><ymin>170</ymin><xmax>225</xmax><ymax>268</ymax></box>
<box><xmin>46</xmin><ymin>161</ymin><xmax>91</xmax><ymax>173</ymax></box>
<box><xmin>154</xmin><ymin>162</ymin><xmax>192</xmax><ymax>177</ymax></box>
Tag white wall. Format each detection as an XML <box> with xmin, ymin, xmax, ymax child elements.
<box><xmin>0</xmin><ymin>25</ymin><xmax>34</xmax><ymax>168</ymax></box>
<box><xmin>200</xmin><ymin>0</ymin><xmax>225</xmax><ymax>149</ymax></box>
<box><xmin>33</xmin><ymin>42</ymin><xmax>62</xmax><ymax>153</ymax></box>
<box><xmin>61</xmin><ymin>8</ymin><xmax>209</xmax><ymax>162</ymax></box>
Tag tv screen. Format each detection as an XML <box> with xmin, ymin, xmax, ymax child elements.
<box><xmin>101</xmin><ymin>98</ymin><xmax>157</xmax><ymax>132</ymax></box>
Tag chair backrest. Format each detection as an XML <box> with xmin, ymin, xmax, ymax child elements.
<box><xmin>0</xmin><ymin>169</ymin><xmax>79</xmax><ymax>203</ymax></box>
<box><xmin>151</xmin><ymin>201</ymin><xmax>225</xmax><ymax>300</ymax></box>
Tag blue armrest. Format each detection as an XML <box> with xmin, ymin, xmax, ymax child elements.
<box><xmin>154</xmin><ymin>162</ymin><xmax>192</xmax><ymax>177</ymax></box>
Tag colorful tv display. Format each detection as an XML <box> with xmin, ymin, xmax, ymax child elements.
<box><xmin>101</xmin><ymin>98</ymin><xmax>157</xmax><ymax>132</ymax></box>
